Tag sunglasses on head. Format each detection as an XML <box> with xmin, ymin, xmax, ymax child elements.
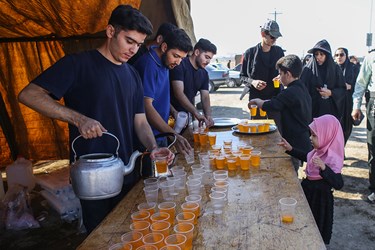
<box><xmin>264</xmin><ymin>31</ymin><xmax>276</xmax><ymax>40</ymax></box>
<box><xmin>335</xmin><ymin>53</ymin><xmax>345</xmax><ymax>57</ymax></box>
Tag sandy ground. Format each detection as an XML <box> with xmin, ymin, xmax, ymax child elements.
<box><xmin>209</xmin><ymin>87</ymin><xmax>375</xmax><ymax>250</ymax></box>
<box><xmin>1</xmin><ymin>86</ymin><xmax>374</xmax><ymax>250</ymax></box>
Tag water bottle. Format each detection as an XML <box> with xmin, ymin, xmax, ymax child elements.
<box><xmin>321</xmin><ymin>84</ymin><xmax>329</xmax><ymax>99</ymax></box>
<box><xmin>5</xmin><ymin>156</ymin><xmax>35</xmax><ymax>192</ymax></box>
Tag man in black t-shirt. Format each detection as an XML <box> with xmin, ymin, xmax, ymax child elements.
<box><xmin>170</xmin><ymin>38</ymin><xmax>217</xmax><ymax>128</ymax></box>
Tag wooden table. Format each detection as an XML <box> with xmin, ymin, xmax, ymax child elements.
<box><xmin>78</xmin><ymin>125</ymin><xmax>326</xmax><ymax>250</ymax></box>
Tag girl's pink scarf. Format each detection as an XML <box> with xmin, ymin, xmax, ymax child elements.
<box><xmin>306</xmin><ymin>115</ymin><xmax>344</xmax><ymax>179</ymax></box>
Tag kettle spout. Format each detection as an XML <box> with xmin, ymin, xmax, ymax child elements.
<box><xmin>123</xmin><ymin>150</ymin><xmax>143</xmax><ymax>176</ymax></box>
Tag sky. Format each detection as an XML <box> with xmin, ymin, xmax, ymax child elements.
<box><xmin>191</xmin><ymin>0</ymin><xmax>374</xmax><ymax>58</ymax></box>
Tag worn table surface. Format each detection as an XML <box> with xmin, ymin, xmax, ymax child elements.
<box><xmin>78</xmin><ymin>125</ymin><xmax>326</xmax><ymax>250</ymax></box>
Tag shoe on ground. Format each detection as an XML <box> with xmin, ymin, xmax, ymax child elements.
<box><xmin>368</xmin><ymin>192</ymin><xmax>375</xmax><ymax>203</ymax></box>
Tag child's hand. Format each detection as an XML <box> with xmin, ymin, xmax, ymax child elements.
<box><xmin>277</xmin><ymin>138</ymin><xmax>292</xmax><ymax>151</ymax></box>
<box><xmin>312</xmin><ymin>156</ymin><xmax>326</xmax><ymax>170</ymax></box>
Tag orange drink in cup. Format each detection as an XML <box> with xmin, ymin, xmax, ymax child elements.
<box><xmin>226</xmin><ymin>155</ymin><xmax>237</xmax><ymax>171</ymax></box>
<box><xmin>273</xmin><ymin>79</ymin><xmax>280</xmax><ymax>88</ymax></box>
<box><xmin>138</xmin><ymin>202</ymin><xmax>156</xmax><ymax>216</ymax></box>
<box><xmin>150</xmin><ymin>212</ymin><xmax>170</xmax><ymax>224</ymax></box>
<box><xmin>208</xmin><ymin>133</ymin><xmax>217</xmax><ymax>146</ymax></box>
<box><xmin>121</xmin><ymin>231</ymin><xmax>144</xmax><ymax>249</ymax></box>
<box><xmin>250</xmin><ymin>105</ymin><xmax>257</xmax><ymax>117</ymax></box>
<box><xmin>164</xmin><ymin>233</ymin><xmax>187</xmax><ymax>250</ymax></box>
<box><xmin>150</xmin><ymin>220</ymin><xmax>171</xmax><ymax>238</ymax></box>
<box><xmin>130</xmin><ymin>220</ymin><xmax>151</xmax><ymax>236</ymax></box>
<box><xmin>237</xmin><ymin>123</ymin><xmax>245</xmax><ymax>132</ymax></box>
<box><xmin>155</xmin><ymin>154</ymin><xmax>168</xmax><ymax>176</ymax></box>
<box><xmin>176</xmin><ymin>211</ymin><xmax>195</xmax><ymax>225</ymax></box>
<box><xmin>142</xmin><ymin>232</ymin><xmax>165</xmax><ymax>249</ymax></box>
<box><xmin>264</xmin><ymin>123</ymin><xmax>270</xmax><ymax>132</ymax></box>
<box><xmin>279</xmin><ymin>197</ymin><xmax>297</xmax><ymax>224</ymax></box>
<box><xmin>131</xmin><ymin>210</ymin><xmax>151</xmax><ymax>224</ymax></box>
<box><xmin>249</xmin><ymin>124</ymin><xmax>257</xmax><ymax>133</ymax></box>
<box><xmin>173</xmin><ymin>222</ymin><xmax>194</xmax><ymax>250</ymax></box>
<box><xmin>193</xmin><ymin>130</ymin><xmax>199</xmax><ymax>143</ymax></box>
<box><xmin>251</xmin><ymin>150</ymin><xmax>261</xmax><ymax>167</ymax></box>
<box><xmin>242</xmin><ymin>145</ymin><xmax>253</xmax><ymax>155</ymax></box>
<box><xmin>198</xmin><ymin>131</ymin><xmax>208</xmax><ymax>146</ymax></box>
<box><xmin>215</xmin><ymin>155</ymin><xmax>225</xmax><ymax>170</ymax></box>
<box><xmin>257</xmin><ymin>123</ymin><xmax>265</xmax><ymax>133</ymax></box>
<box><xmin>239</xmin><ymin>154</ymin><xmax>251</xmax><ymax>170</ymax></box>
<box><xmin>158</xmin><ymin>202</ymin><xmax>176</xmax><ymax>225</ymax></box>
<box><xmin>259</xmin><ymin>108</ymin><xmax>267</xmax><ymax>117</ymax></box>
<box><xmin>181</xmin><ymin>202</ymin><xmax>200</xmax><ymax>225</ymax></box>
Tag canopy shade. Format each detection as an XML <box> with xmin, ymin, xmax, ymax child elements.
<box><xmin>0</xmin><ymin>0</ymin><xmax>196</xmax><ymax>166</ymax></box>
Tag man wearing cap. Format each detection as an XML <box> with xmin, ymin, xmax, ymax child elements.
<box><xmin>240</xmin><ymin>19</ymin><xmax>284</xmax><ymax>130</ymax></box>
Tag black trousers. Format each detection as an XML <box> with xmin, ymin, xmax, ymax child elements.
<box><xmin>366</xmin><ymin>96</ymin><xmax>375</xmax><ymax>192</ymax></box>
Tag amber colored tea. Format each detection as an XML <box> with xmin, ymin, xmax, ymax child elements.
<box><xmin>251</xmin><ymin>154</ymin><xmax>261</xmax><ymax>167</ymax></box>
<box><xmin>155</xmin><ymin>159</ymin><xmax>168</xmax><ymax>175</ymax></box>
<box><xmin>281</xmin><ymin>215</ymin><xmax>294</xmax><ymax>224</ymax></box>
<box><xmin>208</xmin><ymin>133</ymin><xmax>217</xmax><ymax>146</ymax></box>
<box><xmin>193</xmin><ymin>131</ymin><xmax>199</xmax><ymax>143</ymax></box>
<box><xmin>215</xmin><ymin>156</ymin><xmax>225</xmax><ymax>170</ymax></box>
<box><xmin>198</xmin><ymin>132</ymin><xmax>208</xmax><ymax>145</ymax></box>
<box><xmin>240</xmin><ymin>156</ymin><xmax>250</xmax><ymax>170</ymax></box>
<box><xmin>250</xmin><ymin>105</ymin><xmax>257</xmax><ymax>117</ymax></box>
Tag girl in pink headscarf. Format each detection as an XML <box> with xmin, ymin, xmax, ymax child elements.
<box><xmin>278</xmin><ymin>114</ymin><xmax>344</xmax><ymax>245</ymax></box>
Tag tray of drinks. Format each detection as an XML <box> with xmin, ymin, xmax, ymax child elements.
<box><xmin>231</xmin><ymin>124</ymin><xmax>277</xmax><ymax>135</ymax></box>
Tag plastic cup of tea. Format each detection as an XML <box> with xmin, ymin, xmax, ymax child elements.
<box><xmin>251</xmin><ymin>150</ymin><xmax>262</xmax><ymax>167</ymax></box>
<box><xmin>130</xmin><ymin>220</ymin><xmax>151</xmax><ymax>236</ymax></box>
<box><xmin>108</xmin><ymin>243</ymin><xmax>132</xmax><ymax>250</ymax></box>
<box><xmin>158</xmin><ymin>201</ymin><xmax>176</xmax><ymax>225</ymax></box>
<box><xmin>142</xmin><ymin>232</ymin><xmax>165</xmax><ymax>249</ymax></box>
<box><xmin>279</xmin><ymin>197</ymin><xmax>297</xmax><ymax>224</ymax></box>
<box><xmin>131</xmin><ymin>210</ymin><xmax>151</xmax><ymax>224</ymax></box>
<box><xmin>155</xmin><ymin>155</ymin><xmax>169</xmax><ymax>176</ymax></box>
<box><xmin>239</xmin><ymin>154</ymin><xmax>251</xmax><ymax>171</ymax></box>
<box><xmin>181</xmin><ymin>202</ymin><xmax>200</xmax><ymax>224</ymax></box>
<box><xmin>137</xmin><ymin>245</ymin><xmax>158</xmax><ymax>250</ymax></box>
<box><xmin>173</xmin><ymin>222</ymin><xmax>194</xmax><ymax>250</ymax></box>
<box><xmin>259</xmin><ymin>108</ymin><xmax>267</xmax><ymax>117</ymax></box>
<box><xmin>250</xmin><ymin>105</ymin><xmax>257</xmax><ymax>117</ymax></box>
<box><xmin>150</xmin><ymin>220</ymin><xmax>171</xmax><ymax>238</ymax></box>
<box><xmin>144</xmin><ymin>178</ymin><xmax>159</xmax><ymax>189</ymax></box>
<box><xmin>164</xmin><ymin>233</ymin><xmax>187</xmax><ymax>250</ymax></box>
<box><xmin>138</xmin><ymin>202</ymin><xmax>156</xmax><ymax>216</ymax></box>
<box><xmin>150</xmin><ymin>211</ymin><xmax>170</xmax><ymax>224</ymax></box>
<box><xmin>215</xmin><ymin>155</ymin><xmax>226</xmax><ymax>170</ymax></box>
<box><xmin>208</xmin><ymin>133</ymin><xmax>217</xmax><ymax>146</ymax></box>
<box><xmin>176</xmin><ymin>211</ymin><xmax>196</xmax><ymax>225</ymax></box>
<box><xmin>273</xmin><ymin>79</ymin><xmax>280</xmax><ymax>88</ymax></box>
<box><xmin>121</xmin><ymin>231</ymin><xmax>143</xmax><ymax>249</ymax></box>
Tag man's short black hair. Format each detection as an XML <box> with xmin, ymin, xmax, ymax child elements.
<box><xmin>154</xmin><ymin>23</ymin><xmax>177</xmax><ymax>40</ymax></box>
<box><xmin>162</xmin><ymin>28</ymin><xmax>193</xmax><ymax>53</ymax></box>
<box><xmin>108</xmin><ymin>5</ymin><xmax>153</xmax><ymax>36</ymax></box>
<box><xmin>276</xmin><ymin>54</ymin><xmax>302</xmax><ymax>78</ymax></box>
<box><xmin>194</xmin><ymin>38</ymin><xmax>217</xmax><ymax>54</ymax></box>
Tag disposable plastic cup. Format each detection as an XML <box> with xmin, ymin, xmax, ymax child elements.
<box><xmin>250</xmin><ymin>105</ymin><xmax>257</xmax><ymax>117</ymax></box>
<box><xmin>198</xmin><ymin>153</ymin><xmax>209</xmax><ymax>165</ymax></box>
<box><xmin>193</xmin><ymin>130</ymin><xmax>199</xmax><ymax>143</ymax></box>
<box><xmin>264</xmin><ymin>123</ymin><xmax>270</xmax><ymax>132</ymax></box>
<box><xmin>242</xmin><ymin>145</ymin><xmax>254</xmax><ymax>155</ymax></box>
<box><xmin>186</xmin><ymin>179</ymin><xmax>201</xmax><ymax>195</ymax></box>
<box><xmin>185</xmin><ymin>194</ymin><xmax>202</xmax><ymax>215</ymax></box>
<box><xmin>150</xmin><ymin>220</ymin><xmax>171</xmax><ymax>238</ymax></box>
<box><xmin>273</xmin><ymin>79</ymin><xmax>280</xmax><ymax>88</ymax></box>
<box><xmin>171</xmin><ymin>165</ymin><xmax>185</xmax><ymax>174</ymax></box>
<box><xmin>190</xmin><ymin>164</ymin><xmax>203</xmax><ymax>171</ymax></box>
<box><xmin>223</xmin><ymin>139</ymin><xmax>232</xmax><ymax>146</ymax></box>
<box><xmin>184</xmin><ymin>149</ymin><xmax>195</xmax><ymax>164</ymax></box>
<box><xmin>251</xmin><ymin>150</ymin><xmax>262</xmax><ymax>167</ymax></box>
<box><xmin>142</xmin><ymin>232</ymin><xmax>165</xmax><ymax>249</ymax></box>
<box><xmin>214</xmin><ymin>174</ymin><xmax>228</xmax><ymax>182</ymax></box>
<box><xmin>214</xmin><ymin>180</ymin><xmax>229</xmax><ymax>195</ymax></box>
<box><xmin>136</xmin><ymin>245</ymin><xmax>157</xmax><ymax>250</ymax></box>
<box><xmin>155</xmin><ymin>155</ymin><xmax>168</xmax><ymax>176</ymax></box>
<box><xmin>121</xmin><ymin>231</ymin><xmax>143</xmax><ymax>249</ymax></box>
<box><xmin>158</xmin><ymin>201</ymin><xmax>176</xmax><ymax>225</ymax></box>
<box><xmin>209</xmin><ymin>191</ymin><xmax>226</xmax><ymax>214</ymax></box>
<box><xmin>108</xmin><ymin>243</ymin><xmax>132</xmax><ymax>250</ymax></box>
<box><xmin>215</xmin><ymin>156</ymin><xmax>225</xmax><ymax>170</ymax></box>
<box><xmin>259</xmin><ymin>108</ymin><xmax>267</xmax><ymax>117</ymax></box>
<box><xmin>150</xmin><ymin>212</ymin><xmax>170</xmax><ymax>224</ymax></box>
<box><xmin>211</xmin><ymin>186</ymin><xmax>228</xmax><ymax>203</ymax></box>
<box><xmin>257</xmin><ymin>123</ymin><xmax>265</xmax><ymax>133</ymax></box>
<box><xmin>143</xmin><ymin>186</ymin><xmax>159</xmax><ymax>204</ymax></box>
<box><xmin>209</xmin><ymin>155</ymin><xmax>216</xmax><ymax>168</ymax></box>
<box><xmin>173</xmin><ymin>222</ymin><xmax>194</xmax><ymax>250</ymax></box>
<box><xmin>249</xmin><ymin>124</ymin><xmax>257</xmax><ymax>133</ymax></box>
<box><xmin>207</xmin><ymin>133</ymin><xmax>217</xmax><ymax>146</ymax></box>
<box><xmin>173</xmin><ymin>171</ymin><xmax>187</xmax><ymax>190</ymax></box>
<box><xmin>211</xmin><ymin>144</ymin><xmax>222</xmax><ymax>151</ymax></box>
<box><xmin>137</xmin><ymin>202</ymin><xmax>156</xmax><ymax>216</ymax></box>
<box><xmin>130</xmin><ymin>220</ymin><xmax>151</xmax><ymax>236</ymax></box>
<box><xmin>192</xmin><ymin>168</ymin><xmax>206</xmax><ymax>177</ymax></box>
<box><xmin>198</xmin><ymin>132</ymin><xmax>208</xmax><ymax>146</ymax></box>
<box><xmin>175</xmin><ymin>211</ymin><xmax>195</xmax><ymax>225</ymax></box>
<box><xmin>144</xmin><ymin>178</ymin><xmax>159</xmax><ymax>189</ymax></box>
<box><xmin>181</xmin><ymin>202</ymin><xmax>199</xmax><ymax>225</ymax></box>
<box><xmin>164</xmin><ymin>233</ymin><xmax>187</xmax><ymax>250</ymax></box>
<box><xmin>187</xmin><ymin>174</ymin><xmax>202</xmax><ymax>182</ymax></box>
<box><xmin>131</xmin><ymin>210</ymin><xmax>151</xmax><ymax>224</ymax></box>
<box><xmin>159</xmin><ymin>180</ymin><xmax>176</xmax><ymax>201</ymax></box>
<box><xmin>160</xmin><ymin>245</ymin><xmax>181</xmax><ymax>250</ymax></box>
<box><xmin>239</xmin><ymin>154</ymin><xmax>251</xmax><ymax>171</ymax></box>
<box><xmin>279</xmin><ymin>197</ymin><xmax>297</xmax><ymax>224</ymax></box>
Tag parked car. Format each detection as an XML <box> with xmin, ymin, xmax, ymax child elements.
<box><xmin>205</xmin><ymin>63</ymin><xmax>229</xmax><ymax>92</ymax></box>
<box><xmin>228</xmin><ymin>63</ymin><xmax>242</xmax><ymax>87</ymax></box>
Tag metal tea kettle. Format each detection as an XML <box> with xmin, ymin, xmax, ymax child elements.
<box><xmin>70</xmin><ymin>132</ymin><xmax>142</xmax><ymax>200</ymax></box>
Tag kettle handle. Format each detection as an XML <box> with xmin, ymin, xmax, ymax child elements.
<box><xmin>71</xmin><ymin>132</ymin><xmax>120</xmax><ymax>162</ymax></box>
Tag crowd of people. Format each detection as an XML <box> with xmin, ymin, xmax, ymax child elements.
<box><xmin>16</xmin><ymin>4</ymin><xmax>374</xmax><ymax>247</ymax></box>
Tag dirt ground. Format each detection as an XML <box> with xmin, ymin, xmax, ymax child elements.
<box><xmin>1</xmin><ymin>86</ymin><xmax>374</xmax><ymax>250</ymax></box>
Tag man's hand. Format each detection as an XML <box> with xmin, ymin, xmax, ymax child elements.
<box><xmin>150</xmin><ymin>147</ymin><xmax>175</xmax><ymax>165</ymax></box>
<box><xmin>252</xmin><ymin>80</ymin><xmax>267</xmax><ymax>91</ymax></box>
<box><xmin>351</xmin><ymin>109</ymin><xmax>361</xmax><ymax>121</ymax></box>
<box><xmin>77</xmin><ymin>116</ymin><xmax>107</xmax><ymax>139</ymax></box>
<box><xmin>174</xmin><ymin>134</ymin><xmax>193</xmax><ymax>155</ymax></box>
<box><xmin>206</xmin><ymin>115</ymin><xmax>215</xmax><ymax>128</ymax></box>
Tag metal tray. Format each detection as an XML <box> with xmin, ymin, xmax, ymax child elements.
<box><xmin>231</xmin><ymin>124</ymin><xmax>277</xmax><ymax>135</ymax></box>
<box><xmin>213</xmin><ymin>117</ymin><xmax>241</xmax><ymax>127</ymax></box>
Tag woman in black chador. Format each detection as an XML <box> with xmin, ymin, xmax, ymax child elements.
<box><xmin>334</xmin><ymin>47</ymin><xmax>356</xmax><ymax>144</ymax></box>
<box><xmin>300</xmin><ymin>40</ymin><xmax>346</xmax><ymax>121</ymax></box>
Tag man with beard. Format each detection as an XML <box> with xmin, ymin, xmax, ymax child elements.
<box><xmin>133</xmin><ymin>28</ymin><xmax>193</xmax><ymax>154</ymax></box>
<box><xmin>169</xmin><ymin>38</ymin><xmax>217</xmax><ymax>128</ymax></box>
